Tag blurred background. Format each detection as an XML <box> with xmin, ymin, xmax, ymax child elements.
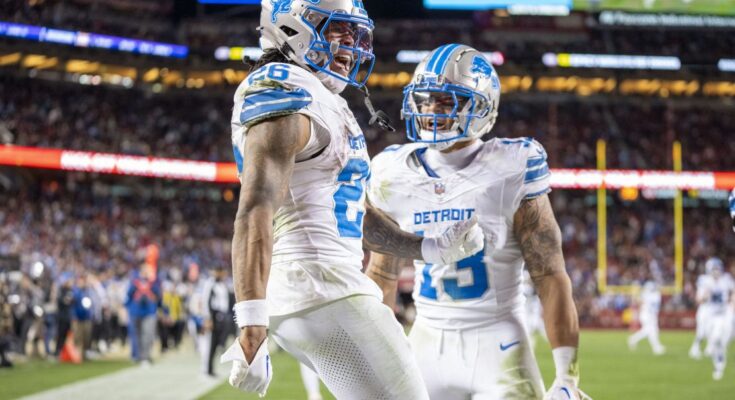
<box><xmin>0</xmin><ymin>0</ymin><xmax>734</xmax><ymax>399</ymax></box>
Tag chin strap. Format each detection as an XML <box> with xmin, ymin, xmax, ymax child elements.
<box><xmin>359</xmin><ymin>85</ymin><xmax>395</xmax><ymax>133</ymax></box>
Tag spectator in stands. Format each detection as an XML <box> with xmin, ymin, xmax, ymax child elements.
<box><xmin>72</xmin><ymin>274</ymin><xmax>94</xmax><ymax>359</ymax></box>
<box><xmin>54</xmin><ymin>274</ymin><xmax>74</xmax><ymax>357</ymax></box>
<box><xmin>126</xmin><ymin>263</ymin><xmax>160</xmax><ymax>365</ymax></box>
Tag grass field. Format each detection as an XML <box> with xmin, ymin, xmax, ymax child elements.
<box><xmin>572</xmin><ymin>0</ymin><xmax>735</xmax><ymax>15</ymax></box>
<box><xmin>0</xmin><ymin>359</ymin><xmax>132</xmax><ymax>400</ymax></box>
<box><xmin>199</xmin><ymin>330</ymin><xmax>735</xmax><ymax>400</ymax></box>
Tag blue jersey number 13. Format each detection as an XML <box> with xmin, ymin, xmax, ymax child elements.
<box><xmin>419</xmin><ymin>248</ymin><xmax>489</xmax><ymax>300</ymax></box>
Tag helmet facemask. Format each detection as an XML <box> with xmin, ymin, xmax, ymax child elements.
<box><xmin>302</xmin><ymin>6</ymin><xmax>375</xmax><ymax>90</ymax></box>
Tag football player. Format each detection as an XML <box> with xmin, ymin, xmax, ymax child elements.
<box><xmin>221</xmin><ymin>2</ymin><xmax>484</xmax><ymax>398</ymax></box>
<box><xmin>627</xmin><ymin>281</ymin><xmax>665</xmax><ymax>355</ymax></box>
<box><xmin>366</xmin><ymin>44</ymin><xmax>588</xmax><ymax>399</ymax></box>
<box><xmin>696</xmin><ymin>258</ymin><xmax>734</xmax><ymax>380</ymax></box>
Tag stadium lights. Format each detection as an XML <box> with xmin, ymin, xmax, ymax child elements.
<box><xmin>718</xmin><ymin>59</ymin><xmax>735</xmax><ymax>72</ymax></box>
<box><xmin>215</xmin><ymin>46</ymin><xmax>263</xmax><ymax>61</ymax></box>
<box><xmin>543</xmin><ymin>53</ymin><xmax>681</xmax><ymax>70</ymax></box>
<box><xmin>599</xmin><ymin>11</ymin><xmax>735</xmax><ymax>28</ymax></box>
<box><xmin>396</xmin><ymin>50</ymin><xmax>505</xmax><ymax>66</ymax></box>
<box><xmin>423</xmin><ymin>0</ymin><xmax>570</xmax><ymax>12</ymax></box>
<box><xmin>0</xmin><ymin>21</ymin><xmax>188</xmax><ymax>58</ymax></box>
<box><xmin>3</xmin><ymin>145</ymin><xmax>735</xmax><ymax>190</ymax></box>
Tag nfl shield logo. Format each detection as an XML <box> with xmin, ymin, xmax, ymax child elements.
<box><xmin>434</xmin><ymin>183</ymin><xmax>445</xmax><ymax>195</ymax></box>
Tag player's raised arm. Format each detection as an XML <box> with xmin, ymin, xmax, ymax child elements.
<box><xmin>513</xmin><ymin>194</ymin><xmax>588</xmax><ymax>400</ymax></box>
<box><xmin>224</xmin><ymin>113</ymin><xmax>310</xmax><ymax>393</ymax></box>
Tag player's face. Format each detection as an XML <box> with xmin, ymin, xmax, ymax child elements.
<box><xmin>414</xmin><ymin>91</ymin><xmax>466</xmax><ymax>131</ymax></box>
<box><xmin>323</xmin><ymin>21</ymin><xmax>372</xmax><ymax>77</ymax></box>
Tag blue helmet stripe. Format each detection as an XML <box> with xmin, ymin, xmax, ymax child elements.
<box><xmin>433</xmin><ymin>43</ymin><xmax>461</xmax><ymax>75</ymax></box>
<box><xmin>425</xmin><ymin>44</ymin><xmax>451</xmax><ymax>74</ymax></box>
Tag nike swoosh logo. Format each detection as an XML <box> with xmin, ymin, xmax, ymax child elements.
<box><xmin>499</xmin><ymin>340</ymin><xmax>521</xmax><ymax>351</ymax></box>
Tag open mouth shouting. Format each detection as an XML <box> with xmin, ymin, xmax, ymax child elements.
<box><xmin>331</xmin><ymin>53</ymin><xmax>354</xmax><ymax>77</ymax></box>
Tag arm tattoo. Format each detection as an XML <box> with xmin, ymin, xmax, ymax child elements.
<box><xmin>513</xmin><ymin>195</ymin><xmax>565</xmax><ymax>283</ymax></box>
<box><xmin>363</xmin><ymin>202</ymin><xmax>423</xmax><ymax>260</ymax></box>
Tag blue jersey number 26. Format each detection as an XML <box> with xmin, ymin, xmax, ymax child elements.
<box><xmin>333</xmin><ymin>158</ymin><xmax>370</xmax><ymax>238</ymax></box>
<box><xmin>248</xmin><ymin>64</ymin><xmax>290</xmax><ymax>85</ymax></box>
<box><xmin>419</xmin><ymin>248</ymin><xmax>489</xmax><ymax>301</ymax></box>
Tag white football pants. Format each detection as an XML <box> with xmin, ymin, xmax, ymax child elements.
<box><xmin>629</xmin><ymin>311</ymin><xmax>664</xmax><ymax>353</ymax></box>
<box><xmin>270</xmin><ymin>294</ymin><xmax>429</xmax><ymax>400</ymax></box>
<box><xmin>409</xmin><ymin>312</ymin><xmax>545</xmax><ymax>400</ymax></box>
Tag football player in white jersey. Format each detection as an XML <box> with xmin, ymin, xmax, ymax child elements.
<box><xmin>366</xmin><ymin>44</ymin><xmax>588</xmax><ymax>400</ymax></box>
<box><xmin>696</xmin><ymin>258</ymin><xmax>734</xmax><ymax>380</ymax></box>
<box><xmin>690</xmin><ymin>271</ymin><xmax>713</xmax><ymax>359</ymax></box>
<box><xmin>627</xmin><ymin>281</ymin><xmax>665</xmax><ymax>355</ymax></box>
<box><xmin>220</xmin><ymin>2</ymin><xmax>484</xmax><ymax>398</ymax></box>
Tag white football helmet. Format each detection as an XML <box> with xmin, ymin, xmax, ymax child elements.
<box><xmin>706</xmin><ymin>257</ymin><xmax>724</xmax><ymax>276</ymax></box>
<box><xmin>259</xmin><ymin>0</ymin><xmax>375</xmax><ymax>93</ymax></box>
<box><xmin>402</xmin><ymin>44</ymin><xmax>501</xmax><ymax>150</ymax></box>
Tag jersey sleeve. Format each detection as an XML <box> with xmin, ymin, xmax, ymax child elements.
<box><xmin>236</xmin><ymin>63</ymin><xmax>314</xmax><ymax>128</ymax></box>
<box><xmin>520</xmin><ymin>139</ymin><xmax>551</xmax><ymax>200</ymax></box>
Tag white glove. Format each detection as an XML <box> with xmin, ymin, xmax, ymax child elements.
<box><xmin>220</xmin><ymin>337</ymin><xmax>273</xmax><ymax>397</ymax></box>
<box><xmin>421</xmin><ymin>215</ymin><xmax>485</xmax><ymax>264</ymax></box>
<box><xmin>545</xmin><ymin>378</ymin><xmax>592</xmax><ymax>400</ymax></box>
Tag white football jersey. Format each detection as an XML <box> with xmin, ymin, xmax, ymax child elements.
<box><xmin>369</xmin><ymin>137</ymin><xmax>551</xmax><ymax>329</ymax></box>
<box><xmin>697</xmin><ymin>273</ymin><xmax>735</xmax><ymax>315</ymax></box>
<box><xmin>640</xmin><ymin>288</ymin><xmax>661</xmax><ymax>316</ymax></box>
<box><xmin>231</xmin><ymin>63</ymin><xmax>380</xmax><ymax>316</ymax></box>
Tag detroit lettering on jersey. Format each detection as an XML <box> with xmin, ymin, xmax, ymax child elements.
<box><xmin>414</xmin><ymin>208</ymin><xmax>475</xmax><ymax>225</ymax></box>
<box><xmin>349</xmin><ymin>134</ymin><xmax>367</xmax><ymax>151</ymax></box>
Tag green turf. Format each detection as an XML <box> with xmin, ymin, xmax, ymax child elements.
<box><xmin>199</xmin><ymin>330</ymin><xmax>735</xmax><ymax>400</ymax></box>
<box><xmin>0</xmin><ymin>359</ymin><xmax>132</xmax><ymax>400</ymax></box>
<box><xmin>572</xmin><ymin>0</ymin><xmax>735</xmax><ymax>16</ymax></box>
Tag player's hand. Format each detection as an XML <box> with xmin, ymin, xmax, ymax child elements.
<box><xmin>220</xmin><ymin>327</ymin><xmax>272</xmax><ymax>397</ymax></box>
<box><xmin>544</xmin><ymin>378</ymin><xmax>592</xmax><ymax>400</ymax></box>
<box><xmin>421</xmin><ymin>215</ymin><xmax>484</xmax><ymax>264</ymax></box>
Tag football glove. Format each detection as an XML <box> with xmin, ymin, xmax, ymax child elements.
<box><xmin>220</xmin><ymin>337</ymin><xmax>272</xmax><ymax>397</ymax></box>
<box><xmin>421</xmin><ymin>215</ymin><xmax>485</xmax><ymax>264</ymax></box>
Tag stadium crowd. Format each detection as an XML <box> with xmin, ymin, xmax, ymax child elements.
<box><xmin>4</xmin><ymin>1</ymin><xmax>735</xmax><ymax>64</ymax></box>
<box><xmin>2</xmin><ymin>76</ymin><xmax>734</xmax><ymax>172</ymax></box>
<box><xmin>0</xmin><ymin>176</ymin><xmax>238</xmax><ymax>369</ymax></box>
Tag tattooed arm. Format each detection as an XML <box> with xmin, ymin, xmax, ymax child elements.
<box><xmin>513</xmin><ymin>194</ymin><xmax>579</xmax><ymax>349</ymax></box>
<box><xmin>363</xmin><ymin>202</ymin><xmax>423</xmax><ymax>259</ymax></box>
<box><xmin>365</xmin><ymin>251</ymin><xmax>411</xmax><ymax>309</ymax></box>
<box><xmin>232</xmin><ymin>113</ymin><xmax>310</xmax><ymax>361</ymax></box>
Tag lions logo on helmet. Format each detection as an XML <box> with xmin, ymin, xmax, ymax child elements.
<box><xmin>270</xmin><ymin>0</ymin><xmax>320</xmax><ymax>23</ymax></box>
<box><xmin>259</xmin><ymin>0</ymin><xmax>375</xmax><ymax>93</ymax></box>
<box><xmin>402</xmin><ymin>44</ymin><xmax>501</xmax><ymax>151</ymax></box>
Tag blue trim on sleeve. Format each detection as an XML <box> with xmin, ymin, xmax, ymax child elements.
<box><xmin>525</xmin><ymin>164</ymin><xmax>550</xmax><ymax>183</ymax></box>
<box><xmin>240</xmin><ymin>87</ymin><xmax>312</xmax><ymax>125</ymax></box>
<box><xmin>414</xmin><ymin>148</ymin><xmax>440</xmax><ymax>178</ymax></box>
<box><xmin>524</xmin><ymin>188</ymin><xmax>551</xmax><ymax>200</ymax></box>
<box><xmin>526</xmin><ymin>156</ymin><xmax>546</xmax><ymax>169</ymax></box>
